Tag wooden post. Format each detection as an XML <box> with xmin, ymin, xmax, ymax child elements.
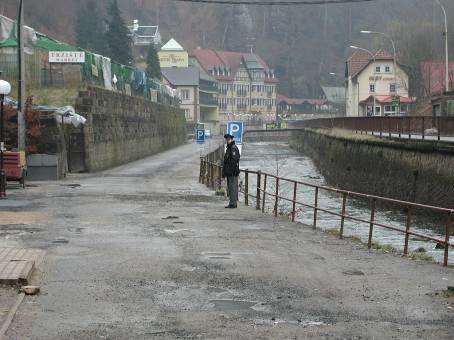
<box><xmin>262</xmin><ymin>174</ymin><xmax>267</xmax><ymax>213</ymax></box>
<box><xmin>403</xmin><ymin>206</ymin><xmax>412</xmax><ymax>256</ymax></box>
<box><xmin>368</xmin><ymin>199</ymin><xmax>376</xmax><ymax>249</ymax></box>
<box><xmin>291</xmin><ymin>182</ymin><xmax>298</xmax><ymax>222</ymax></box>
<box><xmin>340</xmin><ymin>193</ymin><xmax>347</xmax><ymax>239</ymax></box>
<box><xmin>256</xmin><ymin>171</ymin><xmax>262</xmax><ymax>210</ymax></box>
<box><xmin>313</xmin><ymin>187</ymin><xmax>319</xmax><ymax>229</ymax></box>
<box><xmin>244</xmin><ymin>170</ymin><xmax>249</xmax><ymax>206</ymax></box>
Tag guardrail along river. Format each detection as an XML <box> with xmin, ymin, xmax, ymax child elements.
<box><xmin>239</xmin><ymin>142</ymin><xmax>453</xmax><ymax>265</ymax></box>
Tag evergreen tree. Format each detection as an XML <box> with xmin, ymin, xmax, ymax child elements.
<box><xmin>105</xmin><ymin>0</ymin><xmax>133</xmax><ymax>65</ymax></box>
<box><xmin>146</xmin><ymin>43</ymin><xmax>162</xmax><ymax>79</ymax></box>
<box><xmin>75</xmin><ymin>1</ymin><xmax>107</xmax><ymax>55</ymax></box>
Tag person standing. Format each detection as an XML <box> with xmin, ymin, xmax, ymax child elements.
<box><xmin>223</xmin><ymin>134</ymin><xmax>240</xmax><ymax>208</ymax></box>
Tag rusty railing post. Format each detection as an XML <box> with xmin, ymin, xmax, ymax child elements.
<box><xmin>200</xmin><ymin>158</ymin><xmax>204</xmax><ymax>184</ymax></box>
<box><xmin>313</xmin><ymin>187</ymin><xmax>319</xmax><ymax>229</ymax></box>
<box><xmin>408</xmin><ymin>118</ymin><xmax>412</xmax><ymax>139</ymax></box>
<box><xmin>398</xmin><ymin>118</ymin><xmax>402</xmax><ymax>138</ymax></box>
<box><xmin>368</xmin><ymin>198</ymin><xmax>376</xmax><ymax>249</ymax></box>
<box><xmin>421</xmin><ymin>117</ymin><xmax>425</xmax><ymax>140</ymax></box>
<box><xmin>274</xmin><ymin>177</ymin><xmax>279</xmax><ymax>217</ymax></box>
<box><xmin>262</xmin><ymin>174</ymin><xmax>267</xmax><ymax>213</ymax></box>
<box><xmin>244</xmin><ymin>170</ymin><xmax>249</xmax><ymax>206</ymax></box>
<box><xmin>291</xmin><ymin>181</ymin><xmax>298</xmax><ymax>222</ymax></box>
<box><xmin>216</xmin><ymin>164</ymin><xmax>222</xmax><ymax>190</ymax></box>
<box><xmin>437</xmin><ymin>116</ymin><xmax>441</xmax><ymax>141</ymax></box>
<box><xmin>403</xmin><ymin>206</ymin><xmax>412</xmax><ymax>256</ymax></box>
<box><xmin>379</xmin><ymin>118</ymin><xmax>383</xmax><ymax>138</ymax></box>
<box><xmin>340</xmin><ymin>193</ymin><xmax>347</xmax><ymax>239</ymax></box>
<box><xmin>256</xmin><ymin>171</ymin><xmax>262</xmax><ymax>210</ymax></box>
<box><xmin>444</xmin><ymin>213</ymin><xmax>452</xmax><ymax>267</ymax></box>
<box><xmin>388</xmin><ymin>117</ymin><xmax>391</xmax><ymax>138</ymax></box>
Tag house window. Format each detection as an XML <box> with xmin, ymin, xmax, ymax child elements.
<box><xmin>384</xmin><ymin>105</ymin><xmax>394</xmax><ymax>113</ymax></box>
<box><xmin>180</xmin><ymin>89</ymin><xmax>190</xmax><ymax>100</ymax></box>
<box><xmin>369</xmin><ymin>84</ymin><xmax>375</xmax><ymax>93</ymax></box>
<box><xmin>401</xmin><ymin>104</ymin><xmax>408</xmax><ymax>113</ymax></box>
<box><xmin>390</xmin><ymin>84</ymin><xmax>396</xmax><ymax>93</ymax></box>
<box><xmin>183</xmin><ymin>109</ymin><xmax>191</xmax><ymax>120</ymax></box>
<box><xmin>375</xmin><ymin>66</ymin><xmax>381</xmax><ymax>73</ymax></box>
<box><xmin>385</xmin><ymin>66</ymin><xmax>391</xmax><ymax>73</ymax></box>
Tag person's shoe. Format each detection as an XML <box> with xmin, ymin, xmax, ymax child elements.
<box><xmin>225</xmin><ymin>205</ymin><xmax>237</xmax><ymax>209</ymax></box>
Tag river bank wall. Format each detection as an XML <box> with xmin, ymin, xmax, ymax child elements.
<box><xmin>290</xmin><ymin>129</ymin><xmax>454</xmax><ymax>208</ymax></box>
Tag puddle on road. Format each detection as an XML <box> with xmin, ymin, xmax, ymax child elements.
<box><xmin>342</xmin><ymin>270</ymin><xmax>365</xmax><ymax>276</ymax></box>
<box><xmin>210</xmin><ymin>299</ymin><xmax>257</xmax><ymax>312</ymax></box>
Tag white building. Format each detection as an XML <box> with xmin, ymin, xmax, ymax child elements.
<box><xmin>346</xmin><ymin>49</ymin><xmax>413</xmax><ymax>116</ymax></box>
<box><xmin>128</xmin><ymin>20</ymin><xmax>161</xmax><ymax>46</ymax></box>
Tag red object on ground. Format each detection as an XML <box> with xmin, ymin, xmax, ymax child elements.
<box><xmin>3</xmin><ymin>151</ymin><xmax>26</xmax><ymax>187</ymax></box>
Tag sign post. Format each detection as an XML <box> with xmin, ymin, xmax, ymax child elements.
<box><xmin>196</xmin><ymin>129</ymin><xmax>205</xmax><ymax>145</ymax></box>
<box><xmin>227</xmin><ymin>121</ymin><xmax>244</xmax><ymax>154</ymax></box>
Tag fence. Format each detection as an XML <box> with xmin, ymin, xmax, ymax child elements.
<box><xmin>289</xmin><ymin>116</ymin><xmax>454</xmax><ymax>141</ymax></box>
<box><xmin>200</xmin><ymin>158</ymin><xmax>454</xmax><ymax>267</ymax></box>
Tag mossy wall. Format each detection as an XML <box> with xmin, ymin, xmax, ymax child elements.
<box><xmin>75</xmin><ymin>86</ymin><xmax>186</xmax><ymax>172</ymax></box>
<box><xmin>290</xmin><ymin>129</ymin><xmax>454</xmax><ymax>208</ymax></box>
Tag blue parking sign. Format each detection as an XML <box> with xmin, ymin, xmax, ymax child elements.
<box><xmin>226</xmin><ymin>121</ymin><xmax>244</xmax><ymax>145</ymax></box>
<box><xmin>196</xmin><ymin>129</ymin><xmax>205</xmax><ymax>144</ymax></box>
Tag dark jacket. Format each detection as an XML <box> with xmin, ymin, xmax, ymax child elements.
<box><xmin>223</xmin><ymin>142</ymin><xmax>240</xmax><ymax>177</ymax></box>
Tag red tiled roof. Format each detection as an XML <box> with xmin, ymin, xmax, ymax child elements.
<box><xmin>347</xmin><ymin>49</ymin><xmax>393</xmax><ymax>78</ymax></box>
<box><xmin>359</xmin><ymin>95</ymin><xmax>415</xmax><ymax>104</ymax></box>
<box><xmin>191</xmin><ymin>47</ymin><xmax>276</xmax><ymax>82</ymax></box>
<box><xmin>421</xmin><ymin>61</ymin><xmax>454</xmax><ymax>96</ymax></box>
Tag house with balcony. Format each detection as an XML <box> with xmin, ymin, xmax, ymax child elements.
<box><xmin>128</xmin><ymin>20</ymin><xmax>161</xmax><ymax>46</ymax></box>
<box><xmin>161</xmin><ymin>66</ymin><xmax>219</xmax><ymax>133</ymax></box>
<box><xmin>346</xmin><ymin>49</ymin><xmax>414</xmax><ymax>116</ymax></box>
<box><xmin>190</xmin><ymin>48</ymin><xmax>278</xmax><ymax>121</ymax></box>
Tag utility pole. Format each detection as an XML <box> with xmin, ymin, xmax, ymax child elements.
<box><xmin>17</xmin><ymin>0</ymin><xmax>26</xmax><ymax>151</ymax></box>
<box><xmin>434</xmin><ymin>0</ymin><xmax>449</xmax><ymax>93</ymax></box>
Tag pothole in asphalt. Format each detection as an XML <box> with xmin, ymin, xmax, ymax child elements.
<box><xmin>60</xmin><ymin>184</ymin><xmax>81</xmax><ymax>188</ymax></box>
<box><xmin>0</xmin><ymin>224</ymin><xmax>42</xmax><ymax>236</ymax></box>
<box><xmin>342</xmin><ymin>270</ymin><xmax>365</xmax><ymax>276</ymax></box>
<box><xmin>202</xmin><ymin>252</ymin><xmax>232</xmax><ymax>260</ymax></box>
<box><xmin>162</xmin><ymin>216</ymin><xmax>179</xmax><ymax>220</ymax></box>
<box><xmin>67</xmin><ymin>227</ymin><xmax>84</xmax><ymax>233</ymax></box>
<box><xmin>52</xmin><ymin>238</ymin><xmax>69</xmax><ymax>244</ymax></box>
<box><xmin>210</xmin><ymin>299</ymin><xmax>257</xmax><ymax>312</ymax></box>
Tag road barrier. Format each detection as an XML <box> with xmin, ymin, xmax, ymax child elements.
<box><xmin>289</xmin><ymin>116</ymin><xmax>454</xmax><ymax>141</ymax></box>
<box><xmin>200</xmin><ymin>157</ymin><xmax>454</xmax><ymax>267</ymax></box>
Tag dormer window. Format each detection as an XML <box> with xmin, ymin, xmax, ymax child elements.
<box><xmin>385</xmin><ymin>66</ymin><xmax>391</xmax><ymax>73</ymax></box>
<box><xmin>375</xmin><ymin>66</ymin><xmax>381</xmax><ymax>73</ymax></box>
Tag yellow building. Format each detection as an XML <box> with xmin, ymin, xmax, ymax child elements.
<box><xmin>158</xmin><ymin>39</ymin><xmax>188</xmax><ymax>68</ymax></box>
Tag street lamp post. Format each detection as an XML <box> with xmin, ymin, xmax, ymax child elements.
<box><xmin>361</xmin><ymin>30</ymin><xmax>399</xmax><ymax>114</ymax></box>
<box><xmin>434</xmin><ymin>0</ymin><xmax>449</xmax><ymax>93</ymax></box>
<box><xmin>0</xmin><ymin>77</ymin><xmax>12</xmax><ymax>198</ymax></box>
<box><xmin>350</xmin><ymin>45</ymin><xmax>377</xmax><ymax>116</ymax></box>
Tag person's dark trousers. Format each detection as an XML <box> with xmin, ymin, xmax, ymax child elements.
<box><xmin>227</xmin><ymin>176</ymin><xmax>238</xmax><ymax>207</ymax></box>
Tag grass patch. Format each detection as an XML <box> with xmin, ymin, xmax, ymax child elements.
<box><xmin>215</xmin><ymin>187</ymin><xmax>226</xmax><ymax>196</ymax></box>
<box><xmin>409</xmin><ymin>252</ymin><xmax>434</xmax><ymax>262</ymax></box>
<box><xmin>371</xmin><ymin>242</ymin><xmax>397</xmax><ymax>254</ymax></box>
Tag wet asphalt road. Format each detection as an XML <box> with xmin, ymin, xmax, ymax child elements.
<box><xmin>2</xmin><ymin>142</ymin><xmax>454</xmax><ymax>339</ymax></box>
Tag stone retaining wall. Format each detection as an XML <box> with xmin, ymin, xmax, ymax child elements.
<box><xmin>75</xmin><ymin>86</ymin><xmax>186</xmax><ymax>172</ymax></box>
<box><xmin>290</xmin><ymin>129</ymin><xmax>454</xmax><ymax>208</ymax></box>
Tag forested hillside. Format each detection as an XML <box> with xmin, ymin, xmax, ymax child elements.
<box><xmin>1</xmin><ymin>0</ymin><xmax>453</xmax><ymax>98</ymax></box>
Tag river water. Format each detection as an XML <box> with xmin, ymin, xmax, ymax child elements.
<box><xmin>239</xmin><ymin>142</ymin><xmax>452</xmax><ymax>265</ymax></box>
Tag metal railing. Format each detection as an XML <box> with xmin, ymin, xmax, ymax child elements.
<box><xmin>289</xmin><ymin>116</ymin><xmax>454</xmax><ymax>141</ymax></box>
<box><xmin>200</xmin><ymin>158</ymin><xmax>454</xmax><ymax>267</ymax></box>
